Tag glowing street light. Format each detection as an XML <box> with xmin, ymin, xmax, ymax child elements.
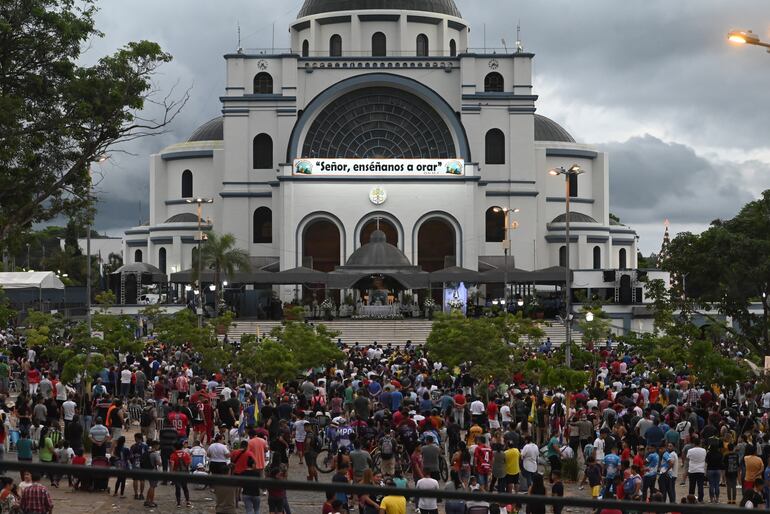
<box><xmin>548</xmin><ymin>164</ymin><xmax>584</xmax><ymax>368</ymax></box>
<box><xmin>586</xmin><ymin>311</ymin><xmax>595</xmax><ymax>322</ymax></box>
<box><xmin>727</xmin><ymin>30</ymin><xmax>770</xmax><ymax>52</ymax></box>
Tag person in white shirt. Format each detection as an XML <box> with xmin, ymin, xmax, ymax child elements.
<box><xmin>120</xmin><ymin>368</ymin><xmax>132</xmax><ymax>398</ymax></box>
<box><xmin>500</xmin><ymin>404</ymin><xmax>512</xmax><ymax>429</ymax></box>
<box><xmin>593</xmin><ymin>430</ymin><xmax>607</xmax><ymax>461</ymax></box>
<box><xmin>685</xmin><ymin>437</ymin><xmax>707</xmax><ymax>503</ymax></box>
<box><xmin>520</xmin><ymin>436</ymin><xmax>540</xmax><ymax>491</ymax></box>
<box><xmin>206</xmin><ymin>434</ymin><xmax>231</xmax><ymax>475</ymax></box>
<box><xmin>416</xmin><ymin>476</ymin><xmax>439</xmax><ymax>513</ymax></box>
<box><xmin>470</xmin><ymin>399</ymin><xmax>485</xmax><ymax>425</ymax></box>
<box><xmin>62</xmin><ymin>396</ymin><xmax>77</xmax><ymax>428</ymax></box>
<box><xmin>762</xmin><ymin>390</ymin><xmax>770</xmax><ymax>411</ymax></box>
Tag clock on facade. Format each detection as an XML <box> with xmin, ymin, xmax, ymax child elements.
<box><xmin>369</xmin><ymin>186</ymin><xmax>387</xmax><ymax>205</ymax></box>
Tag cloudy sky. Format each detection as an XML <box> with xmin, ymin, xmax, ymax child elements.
<box><xmin>84</xmin><ymin>0</ymin><xmax>770</xmax><ymax>253</ymax></box>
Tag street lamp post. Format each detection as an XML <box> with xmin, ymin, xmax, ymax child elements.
<box><xmin>728</xmin><ymin>30</ymin><xmax>770</xmax><ymax>52</ymax></box>
<box><xmin>87</xmin><ymin>155</ymin><xmax>109</xmax><ymax>337</ymax></box>
<box><xmin>186</xmin><ymin>197</ymin><xmax>214</xmax><ymax>328</ymax></box>
<box><xmin>548</xmin><ymin>164</ymin><xmax>584</xmax><ymax>368</ymax></box>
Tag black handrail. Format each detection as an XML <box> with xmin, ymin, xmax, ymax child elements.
<box><xmin>0</xmin><ymin>461</ymin><xmax>744</xmax><ymax>513</ymax></box>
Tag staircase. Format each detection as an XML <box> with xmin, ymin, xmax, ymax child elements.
<box><xmin>228</xmin><ymin>318</ymin><xmax>581</xmax><ymax>347</ymax></box>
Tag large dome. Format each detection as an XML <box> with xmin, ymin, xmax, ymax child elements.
<box><xmin>188</xmin><ymin>117</ymin><xmax>224</xmax><ymax>142</ymax></box>
<box><xmin>534</xmin><ymin>114</ymin><xmax>576</xmax><ymax>143</ymax></box>
<box><xmin>298</xmin><ymin>0</ymin><xmax>461</xmax><ymax>18</ymax></box>
<box><xmin>345</xmin><ymin>230</ymin><xmax>412</xmax><ymax>268</ymax></box>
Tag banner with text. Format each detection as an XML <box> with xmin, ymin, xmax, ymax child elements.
<box><xmin>293</xmin><ymin>159</ymin><xmax>465</xmax><ymax>177</ymax></box>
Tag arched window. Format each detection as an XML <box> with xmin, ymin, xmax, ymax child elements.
<box><xmin>372</xmin><ymin>32</ymin><xmax>386</xmax><ymax>56</ymax></box>
<box><xmin>484</xmin><ymin>72</ymin><xmax>504</xmax><ymax>92</ymax></box>
<box><xmin>485</xmin><ymin>207</ymin><xmax>505</xmax><ymax>243</ymax></box>
<box><xmin>134</xmin><ymin>249</ymin><xmax>143</xmax><ymax>263</ymax></box>
<box><xmin>619</xmin><ymin>248</ymin><xmax>627</xmax><ymax>270</ymax></box>
<box><xmin>302</xmin><ymin>39</ymin><xmax>309</xmax><ymax>57</ymax></box>
<box><xmin>253</xmin><ymin>207</ymin><xmax>272</xmax><ymax>243</ymax></box>
<box><xmin>253</xmin><ymin>72</ymin><xmax>273</xmax><ymax>94</ymax></box>
<box><xmin>181</xmin><ymin>169</ymin><xmax>193</xmax><ymax>198</ymax></box>
<box><xmin>416</xmin><ymin>34</ymin><xmax>429</xmax><ymax>56</ymax></box>
<box><xmin>253</xmin><ymin>133</ymin><xmax>273</xmax><ymax>169</ymax></box>
<box><xmin>158</xmin><ymin>247</ymin><xmax>167</xmax><ymax>274</ymax></box>
<box><xmin>569</xmin><ymin>172</ymin><xmax>578</xmax><ymax>197</ymax></box>
<box><xmin>593</xmin><ymin>246</ymin><xmax>601</xmax><ymax>270</ymax></box>
<box><xmin>485</xmin><ymin>129</ymin><xmax>505</xmax><ymax>165</ymax></box>
<box><xmin>558</xmin><ymin>246</ymin><xmax>566</xmax><ymax>267</ymax></box>
<box><xmin>449</xmin><ymin>39</ymin><xmax>457</xmax><ymax>57</ymax></box>
<box><xmin>330</xmin><ymin>34</ymin><xmax>342</xmax><ymax>56</ymax></box>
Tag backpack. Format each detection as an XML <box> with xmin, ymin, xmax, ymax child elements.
<box><xmin>380</xmin><ymin>436</ymin><xmax>394</xmax><ymax>458</ymax></box>
<box><xmin>140</xmin><ymin>450</ymin><xmax>153</xmax><ymax>470</ymax></box>
<box><xmin>623</xmin><ymin>476</ymin><xmax>637</xmax><ymax>496</ymax></box>
<box><xmin>140</xmin><ymin>409</ymin><xmax>153</xmax><ymax>428</ymax></box>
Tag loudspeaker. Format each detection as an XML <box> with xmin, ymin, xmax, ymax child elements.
<box><xmin>619</xmin><ymin>274</ymin><xmax>632</xmax><ymax>304</ymax></box>
<box><xmin>603</xmin><ymin>270</ymin><xmax>616</xmax><ymax>283</ymax></box>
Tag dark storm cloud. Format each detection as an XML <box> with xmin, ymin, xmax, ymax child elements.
<box><xmin>82</xmin><ymin>0</ymin><xmax>769</xmax><ymax>250</ymax></box>
<box><xmin>602</xmin><ymin>135</ymin><xmax>760</xmax><ymax>225</ymax></box>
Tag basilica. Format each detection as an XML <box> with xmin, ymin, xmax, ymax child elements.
<box><xmin>122</xmin><ymin>0</ymin><xmax>659</xmax><ymax>330</ymax></box>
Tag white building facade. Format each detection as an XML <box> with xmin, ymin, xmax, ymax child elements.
<box><xmin>123</xmin><ymin>0</ymin><xmax>647</xmax><ymax>315</ymax></box>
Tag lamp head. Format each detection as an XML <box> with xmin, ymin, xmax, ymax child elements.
<box><xmin>185</xmin><ymin>285</ymin><xmax>192</xmax><ymax>291</ymax></box>
<box><xmin>728</xmin><ymin>30</ymin><xmax>759</xmax><ymax>44</ymax></box>
<box><xmin>209</xmin><ymin>284</ymin><xmax>216</xmax><ymax>291</ymax></box>
<box><xmin>222</xmin><ymin>280</ymin><xmax>228</xmax><ymax>287</ymax></box>
<box><xmin>512</xmin><ymin>207</ymin><xmax>521</xmax><ymax>213</ymax></box>
<box><xmin>193</xmin><ymin>289</ymin><xmax>200</xmax><ymax>295</ymax></box>
<box><xmin>586</xmin><ymin>312</ymin><xmax>595</xmax><ymax>322</ymax></box>
<box><xmin>492</xmin><ymin>207</ymin><xmax>502</xmax><ymax>213</ymax></box>
<box><xmin>567</xmin><ymin>164</ymin><xmax>584</xmax><ymax>175</ymax></box>
<box><xmin>517</xmin><ymin>298</ymin><xmax>524</xmax><ymax>307</ymax></box>
<box><xmin>548</xmin><ymin>168</ymin><xmax>561</xmax><ymax>176</ymax></box>
<box><xmin>95</xmin><ymin>154</ymin><xmax>109</xmax><ymax>163</ymax></box>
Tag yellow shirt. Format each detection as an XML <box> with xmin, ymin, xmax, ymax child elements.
<box><xmin>467</xmin><ymin>425</ymin><xmax>483</xmax><ymax>446</ymax></box>
<box><xmin>504</xmin><ymin>447</ymin><xmax>521</xmax><ymax>476</ymax></box>
<box><xmin>380</xmin><ymin>495</ymin><xmax>407</xmax><ymax>514</ymax></box>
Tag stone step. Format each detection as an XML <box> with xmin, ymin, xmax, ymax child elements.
<box><xmin>227</xmin><ymin>319</ymin><xmax>581</xmax><ymax>346</ymax></box>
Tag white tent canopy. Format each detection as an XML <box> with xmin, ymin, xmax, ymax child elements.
<box><xmin>0</xmin><ymin>272</ymin><xmax>65</xmax><ymax>290</ymax></box>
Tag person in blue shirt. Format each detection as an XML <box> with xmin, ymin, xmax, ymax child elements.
<box><xmin>642</xmin><ymin>445</ymin><xmax>660</xmax><ymax>501</ymax></box>
<box><xmin>602</xmin><ymin>447</ymin><xmax>621</xmax><ymax>498</ymax></box>
<box><xmin>390</xmin><ymin>388</ymin><xmax>403</xmax><ymax>412</ymax></box>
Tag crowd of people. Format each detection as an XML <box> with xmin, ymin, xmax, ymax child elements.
<box><xmin>0</xmin><ymin>323</ymin><xmax>768</xmax><ymax>514</ymax></box>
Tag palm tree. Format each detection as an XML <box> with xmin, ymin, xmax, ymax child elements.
<box><xmin>193</xmin><ymin>232</ymin><xmax>250</xmax><ymax>298</ymax></box>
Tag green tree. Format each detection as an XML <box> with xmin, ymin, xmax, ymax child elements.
<box><xmin>0</xmin><ymin>0</ymin><xmax>188</xmax><ymax>246</ymax></box>
<box><xmin>193</xmin><ymin>232</ymin><xmax>250</xmax><ymax>297</ymax></box>
<box><xmin>425</xmin><ymin>312</ymin><xmax>514</xmax><ymax>394</ymax></box>
<box><xmin>0</xmin><ymin>287</ymin><xmax>16</xmax><ymax>326</ymax></box>
<box><xmin>237</xmin><ymin>336</ymin><xmax>300</xmax><ymax>385</ymax></box>
<box><xmin>268</xmin><ymin>321</ymin><xmax>343</xmax><ymax>372</ymax></box>
<box><xmin>663</xmin><ymin>190</ymin><xmax>770</xmax><ymax>354</ymax></box>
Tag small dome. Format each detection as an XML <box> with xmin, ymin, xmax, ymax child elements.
<box><xmin>298</xmin><ymin>0</ymin><xmax>461</xmax><ymax>18</ymax></box>
<box><xmin>346</xmin><ymin>230</ymin><xmax>412</xmax><ymax>267</ymax></box>
<box><xmin>551</xmin><ymin>212</ymin><xmax>598</xmax><ymax>223</ymax></box>
<box><xmin>188</xmin><ymin>117</ymin><xmax>223</xmax><ymax>142</ymax></box>
<box><xmin>535</xmin><ymin>114</ymin><xmax>576</xmax><ymax>143</ymax></box>
<box><xmin>165</xmin><ymin>213</ymin><xmax>200</xmax><ymax>223</ymax></box>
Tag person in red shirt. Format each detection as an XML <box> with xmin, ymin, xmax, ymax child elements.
<box><xmin>474</xmin><ymin>436</ymin><xmax>493</xmax><ymax>491</ymax></box>
<box><xmin>229</xmin><ymin>440</ymin><xmax>256</xmax><ymax>475</ymax></box>
<box><xmin>167</xmin><ymin>405</ymin><xmax>189</xmax><ymax>439</ymax></box>
<box><xmin>27</xmin><ymin>368</ymin><xmax>41</xmax><ymax>395</ymax></box>
<box><xmin>192</xmin><ymin>396</ymin><xmax>214</xmax><ymax>445</ymax></box>
<box><xmin>487</xmin><ymin>400</ymin><xmax>499</xmax><ymax>430</ymax></box>
<box><xmin>453</xmin><ymin>390</ymin><xmax>467</xmax><ymax>427</ymax></box>
<box><xmin>169</xmin><ymin>442</ymin><xmax>192</xmax><ymax>507</ymax></box>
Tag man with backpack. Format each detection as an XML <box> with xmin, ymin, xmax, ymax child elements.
<box><xmin>169</xmin><ymin>441</ymin><xmax>192</xmax><ymax>508</ymax></box>
<box><xmin>140</xmin><ymin>401</ymin><xmax>156</xmax><ymax>441</ymax></box>
<box><xmin>130</xmin><ymin>433</ymin><xmax>148</xmax><ymax>501</ymax></box>
<box><xmin>141</xmin><ymin>440</ymin><xmax>161</xmax><ymax>509</ymax></box>
<box><xmin>379</xmin><ymin>429</ymin><xmax>396</xmax><ymax>476</ymax></box>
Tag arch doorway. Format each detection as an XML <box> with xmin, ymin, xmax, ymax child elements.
<box><xmin>360</xmin><ymin>218</ymin><xmax>398</xmax><ymax>247</ymax></box>
<box><xmin>303</xmin><ymin>219</ymin><xmax>341</xmax><ymax>272</ymax></box>
<box><xmin>417</xmin><ymin>218</ymin><xmax>455</xmax><ymax>272</ymax></box>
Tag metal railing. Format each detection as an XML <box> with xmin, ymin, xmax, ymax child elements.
<box><xmin>235</xmin><ymin>48</ymin><xmax>522</xmax><ymax>57</ymax></box>
<box><xmin>0</xmin><ymin>461</ymin><xmax>745</xmax><ymax>514</ymax></box>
